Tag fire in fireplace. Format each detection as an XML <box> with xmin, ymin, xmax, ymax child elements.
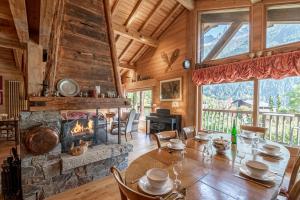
<box><xmin>61</xmin><ymin>114</ymin><xmax>107</xmax><ymax>153</ymax></box>
<box><xmin>71</xmin><ymin>119</ymin><xmax>94</xmax><ymax>136</ymax></box>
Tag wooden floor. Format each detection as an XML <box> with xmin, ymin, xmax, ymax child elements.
<box><xmin>46</xmin><ymin>131</ymin><xmax>157</xmax><ymax>200</ymax></box>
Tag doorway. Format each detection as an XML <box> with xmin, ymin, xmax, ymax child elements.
<box><xmin>127</xmin><ymin>89</ymin><xmax>152</xmax><ymax>121</ymax></box>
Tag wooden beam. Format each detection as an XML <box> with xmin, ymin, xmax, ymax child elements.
<box><xmin>124</xmin><ymin>0</ymin><xmax>143</xmax><ymax>27</ymax></box>
<box><xmin>13</xmin><ymin>49</ymin><xmax>23</xmax><ymax>71</ymax></box>
<box><xmin>118</xmin><ymin>40</ymin><xmax>133</xmax><ymax>60</ymax></box>
<box><xmin>268</xmin><ymin>7</ymin><xmax>300</xmax><ymax>22</ymax></box>
<box><xmin>39</xmin><ymin>0</ymin><xmax>58</xmax><ymax>48</ymax></box>
<box><xmin>152</xmin><ymin>3</ymin><xmax>182</xmax><ymax>37</ymax></box>
<box><xmin>129</xmin><ymin>45</ymin><xmax>145</xmax><ymax>64</ymax></box>
<box><xmin>201</xmin><ymin>11</ymin><xmax>249</xmax><ymax>23</ymax></box>
<box><xmin>0</xmin><ymin>37</ymin><xmax>24</xmax><ymax>49</ymax></box>
<box><xmin>204</xmin><ymin>22</ymin><xmax>242</xmax><ymax>61</ymax></box>
<box><xmin>113</xmin><ymin>23</ymin><xmax>159</xmax><ymax>47</ymax></box>
<box><xmin>139</xmin><ymin>0</ymin><xmax>165</xmax><ymax>31</ymax></box>
<box><xmin>176</xmin><ymin>0</ymin><xmax>194</xmax><ymax>10</ymax></box>
<box><xmin>119</xmin><ymin>62</ymin><xmax>136</xmax><ymax>70</ymax></box>
<box><xmin>8</xmin><ymin>0</ymin><xmax>29</xmax><ymax>43</ymax></box>
<box><xmin>111</xmin><ymin>0</ymin><xmax>120</xmax><ymax>15</ymax></box>
<box><xmin>103</xmin><ymin>0</ymin><xmax>123</xmax><ymax>97</ymax></box>
<box><xmin>250</xmin><ymin>0</ymin><xmax>262</xmax><ymax>3</ymax></box>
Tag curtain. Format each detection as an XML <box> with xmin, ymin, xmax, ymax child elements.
<box><xmin>192</xmin><ymin>50</ymin><xmax>300</xmax><ymax>85</ymax></box>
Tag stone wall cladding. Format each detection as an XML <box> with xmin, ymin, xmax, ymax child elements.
<box><xmin>20</xmin><ymin>111</ymin><xmax>133</xmax><ymax>200</ymax></box>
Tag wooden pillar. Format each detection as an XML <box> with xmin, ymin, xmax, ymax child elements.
<box><xmin>197</xmin><ymin>86</ymin><xmax>203</xmax><ymax>131</ymax></box>
<box><xmin>253</xmin><ymin>79</ymin><xmax>260</xmax><ymax>126</ymax></box>
<box><xmin>251</xmin><ymin>3</ymin><xmax>265</xmax><ymax>127</ymax></box>
<box><xmin>140</xmin><ymin>91</ymin><xmax>144</xmax><ymax>116</ymax></box>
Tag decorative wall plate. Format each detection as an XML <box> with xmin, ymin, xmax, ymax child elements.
<box><xmin>57</xmin><ymin>79</ymin><xmax>80</xmax><ymax>97</ymax></box>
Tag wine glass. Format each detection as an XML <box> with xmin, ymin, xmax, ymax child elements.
<box><xmin>237</xmin><ymin>150</ymin><xmax>246</xmax><ymax>164</ymax></box>
<box><xmin>172</xmin><ymin>161</ymin><xmax>183</xmax><ymax>190</ymax></box>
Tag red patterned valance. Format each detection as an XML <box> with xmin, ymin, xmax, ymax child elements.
<box><xmin>192</xmin><ymin>50</ymin><xmax>300</xmax><ymax>85</ymax></box>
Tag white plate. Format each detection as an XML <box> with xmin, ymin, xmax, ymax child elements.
<box><xmin>258</xmin><ymin>148</ymin><xmax>282</xmax><ymax>158</ymax></box>
<box><xmin>167</xmin><ymin>143</ymin><xmax>185</xmax><ymax>150</ymax></box>
<box><xmin>239</xmin><ymin>165</ymin><xmax>275</xmax><ymax>182</ymax></box>
<box><xmin>195</xmin><ymin>135</ymin><xmax>209</xmax><ymax>141</ymax></box>
<box><xmin>138</xmin><ymin>175</ymin><xmax>173</xmax><ymax>196</ymax></box>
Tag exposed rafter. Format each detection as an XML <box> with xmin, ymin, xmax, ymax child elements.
<box><xmin>119</xmin><ymin>62</ymin><xmax>136</xmax><ymax>70</ymax></box>
<box><xmin>113</xmin><ymin>23</ymin><xmax>159</xmax><ymax>47</ymax></box>
<box><xmin>204</xmin><ymin>22</ymin><xmax>242</xmax><ymax>61</ymax></box>
<box><xmin>39</xmin><ymin>0</ymin><xmax>58</xmax><ymax>48</ymax></box>
<box><xmin>176</xmin><ymin>0</ymin><xmax>194</xmax><ymax>10</ymax></box>
<box><xmin>0</xmin><ymin>37</ymin><xmax>24</xmax><ymax>49</ymax></box>
<box><xmin>118</xmin><ymin>40</ymin><xmax>133</xmax><ymax>60</ymax></box>
<box><xmin>111</xmin><ymin>0</ymin><xmax>120</xmax><ymax>15</ymax></box>
<box><xmin>250</xmin><ymin>0</ymin><xmax>262</xmax><ymax>3</ymax></box>
<box><xmin>8</xmin><ymin>0</ymin><xmax>29</xmax><ymax>44</ymax></box>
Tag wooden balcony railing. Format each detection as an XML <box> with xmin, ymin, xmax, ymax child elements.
<box><xmin>202</xmin><ymin>109</ymin><xmax>300</xmax><ymax>146</ymax></box>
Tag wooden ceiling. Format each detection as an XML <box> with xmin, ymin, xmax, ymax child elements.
<box><xmin>109</xmin><ymin>0</ymin><xmax>192</xmax><ymax>73</ymax></box>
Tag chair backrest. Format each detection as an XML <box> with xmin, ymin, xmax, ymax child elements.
<box><xmin>110</xmin><ymin>167</ymin><xmax>161</xmax><ymax>200</ymax></box>
<box><xmin>288</xmin><ymin>156</ymin><xmax>300</xmax><ymax>193</ymax></box>
<box><xmin>182</xmin><ymin>126</ymin><xmax>195</xmax><ymax>140</ymax></box>
<box><xmin>240</xmin><ymin>125</ymin><xmax>267</xmax><ymax>138</ymax></box>
<box><xmin>288</xmin><ymin>179</ymin><xmax>300</xmax><ymax>200</ymax></box>
<box><xmin>153</xmin><ymin>130</ymin><xmax>179</xmax><ymax>148</ymax></box>
<box><xmin>134</xmin><ymin>113</ymin><xmax>140</xmax><ymax>120</ymax></box>
<box><xmin>125</xmin><ymin>109</ymin><xmax>136</xmax><ymax>133</ymax></box>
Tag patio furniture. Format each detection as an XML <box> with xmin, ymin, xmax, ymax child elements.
<box><xmin>111</xmin><ymin>109</ymin><xmax>136</xmax><ymax>142</ymax></box>
<box><xmin>153</xmin><ymin>130</ymin><xmax>178</xmax><ymax>148</ymax></box>
<box><xmin>240</xmin><ymin>125</ymin><xmax>267</xmax><ymax>138</ymax></box>
<box><xmin>125</xmin><ymin>133</ymin><xmax>290</xmax><ymax>200</ymax></box>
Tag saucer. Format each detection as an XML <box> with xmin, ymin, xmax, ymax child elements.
<box><xmin>167</xmin><ymin>143</ymin><xmax>185</xmax><ymax>150</ymax></box>
<box><xmin>258</xmin><ymin>148</ymin><xmax>282</xmax><ymax>158</ymax></box>
<box><xmin>195</xmin><ymin>134</ymin><xmax>209</xmax><ymax>141</ymax></box>
<box><xmin>138</xmin><ymin>175</ymin><xmax>173</xmax><ymax>196</ymax></box>
<box><xmin>239</xmin><ymin>165</ymin><xmax>275</xmax><ymax>182</ymax></box>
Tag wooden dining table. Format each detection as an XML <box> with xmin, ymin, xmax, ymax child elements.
<box><xmin>125</xmin><ymin>133</ymin><xmax>290</xmax><ymax>200</ymax></box>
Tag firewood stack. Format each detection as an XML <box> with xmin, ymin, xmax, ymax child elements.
<box><xmin>1</xmin><ymin>148</ymin><xmax>22</xmax><ymax>200</ymax></box>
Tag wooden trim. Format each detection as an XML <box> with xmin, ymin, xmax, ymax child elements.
<box><xmin>197</xmin><ymin>86</ymin><xmax>203</xmax><ymax>131</ymax></box>
<box><xmin>124</xmin><ymin>0</ymin><xmax>143</xmax><ymax>27</ymax></box>
<box><xmin>103</xmin><ymin>0</ymin><xmax>123</xmax><ymax>97</ymax></box>
<box><xmin>13</xmin><ymin>49</ymin><xmax>22</xmax><ymax>71</ymax></box>
<box><xmin>8</xmin><ymin>0</ymin><xmax>29</xmax><ymax>44</ymax></box>
<box><xmin>204</xmin><ymin>22</ymin><xmax>242</xmax><ymax>61</ymax></box>
<box><xmin>129</xmin><ymin>45</ymin><xmax>146</xmax><ymax>64</ymax></box>
<box><xmin>39</xmin><ymin>0</ymin><xmax>58</xmax><ymax>49</ymax></box>
<box><xmin>251</xmin><ymin>3</ymin><xmax>266</xmax><ymax>51</ymax></box>
<box><xmin>113</xmin><ymin>23</ymin><xmax>159</xmax><ymax>47</ymax></box>
<box><xmin>196</xmin><ymin>0</ymin><xmax>251</xmax><ymax>11</ymax></box>
<box><xmin>176</xmin><ymin>0</ymin><xmax>194</xmax><ymax>10</ymax></box>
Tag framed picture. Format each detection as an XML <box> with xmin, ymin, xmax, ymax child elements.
<box><xmin>160</xmin><ymin>78</ymin><xmax>182</xmax><ymax>101</ymax></box>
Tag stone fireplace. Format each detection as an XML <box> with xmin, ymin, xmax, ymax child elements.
<box><xmin>20</xmin><ymin>111</ymin><xmax>132</xmax><ymax>200</ymax></box>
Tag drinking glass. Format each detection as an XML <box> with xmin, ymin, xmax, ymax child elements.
<box><xmin>172</xmin><ymin>161</ymin><xmax>183</xmax><ymax>190</ymax></box>
<box><xmin>237</xmin><ymin>150</ymin><xmax>246</xmax><ymax>164</ymax></box>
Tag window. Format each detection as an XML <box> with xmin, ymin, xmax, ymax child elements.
<box><xmin>266</xmin><ymin>4</ymin><xmax>300</xmax><ymax>48</ymax></box>
<box><xmin>199</xmin><ymin>9</ymin><xmax>250</xmax><ymax>62</ymax></box>
<box><xmin>126</xmin><ymin>90</ymin><xmax>152</xmax><ymax>120</ymax></box>
<box><xmin>202</xmin><ymin>81</ymin><xmax>254</xmax><ymax>132</ymax></box>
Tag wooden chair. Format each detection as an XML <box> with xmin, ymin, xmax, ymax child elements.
<box><xmin>111</xmin><ymin>109</ymin><xmax>136</xmax><ymax>142</ymax></box>
<box><xmin>288</xmin><ymin>180</ymin><xmax>300</xmax><ymax>200</ymax></box>
<box><xmin>110</xmin><ymin>166</ymin><xmax>162</xmax><ymax>200</ymax></box>
<box><xmin>153</xmin><ymin>130</ymin><xmax>179</xmax><ymax>148</ymax></box>
<box><xmin>182</xmin><ymin>126</ymin><xmax>195</xmax><ymax>140</ymax></box>
<box><xmin>240</xmin><ymin>125</ymin><xmax>267</xmax><ymax>139</ymax></box>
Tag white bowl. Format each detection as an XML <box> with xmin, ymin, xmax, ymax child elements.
<box><xmin>213</xmin><ymin>138</ymin><xmax>230</xmax><ymax>154</ymax></box>
<box><xmin>169</xmin><ymin>139</ymin><xmax>182</xmax><ymax>148</ymax></box>
<box><xmin>263</xmin><ymin>144</ymin><xmax>280</xmax><ymax>154</ymax></box>
<box><xmin>246</xmin><ymin>160</ymin><xmax>269</xmax><ymax>177</ymax></box>
<box><xmin>146</xmin><ymin>168</ymin><xmax>169</xmax><ymax>189</ymax></box>
<box><xmin>242</xmin><ymin>131</ymin><xmax>255</xmax><ymax>138</ymax></box>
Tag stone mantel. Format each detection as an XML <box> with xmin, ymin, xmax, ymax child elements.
<box><xmin>61</xmin><ymin>143</ymin><xmax>133</xmax><ymax>172</ymax></box>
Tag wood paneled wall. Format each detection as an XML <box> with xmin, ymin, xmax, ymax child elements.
<box><xmin>54</xmin><ymin>0</ymin><xmax>117</xmax><ymax>94</ymax></box>
<box><xmin>135</xmin><ymin>11</ymin><xmax>196</xmax><ymax>126</ymax></box>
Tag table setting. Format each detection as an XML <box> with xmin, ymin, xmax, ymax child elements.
<box><xmin>125</xmin><ymin>132</ymin><xmax>290</xmax><ymax>200</ymax></box>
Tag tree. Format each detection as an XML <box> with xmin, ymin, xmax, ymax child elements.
<box><xmin>287</xmin><ymin>84</ymin><xmax>300</xmax><ymax>113</ymax></box>
<box><xmin>269</xmin><ymin>96</ymin><xmax>274</xmax><ymax>112</ymax></box>
<box><xmin>276</xmin><ymin>94</ymin><xmax>282</xmax><ymax>112</ymax></box>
